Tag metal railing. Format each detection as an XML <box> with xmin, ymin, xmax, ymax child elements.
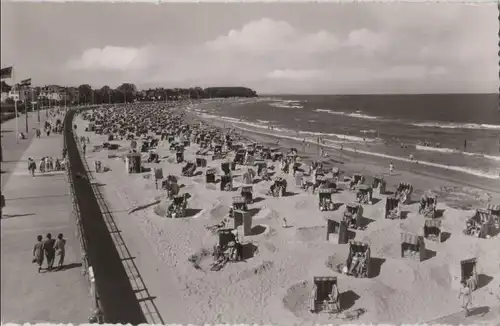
<box><xmin>63</xmin><ymin>110</ymin><xmax>101</xmax><ymax>321</ymax></box>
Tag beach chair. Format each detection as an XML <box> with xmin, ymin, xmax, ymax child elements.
<box><xmin>166</xmin><ymin>194</ymin><xmax>188</xmax><ymax>218</ymax></box>
<box><xmin>395</xmin><ymin>182</ymin><xmax>413</xmax><ymax>204</ymax></box>
<box><xmin>343</xmin><ymin>203</ymin><xmax>364</xmax><ymax>229</ymax></box>
<box><xmin>268</xmin><ymin>178</ymin><xmax>287</xmax><ymax>197</ymax></box>
<box><xmin>182</xmin><ymin>162</ymin><xmax>197</xmax><ymax>177</ymax></box>
<box><xmin>310</xmin><ymin>277</ymin><xmax>341</xmax><ymax>314</ymax></box>
<box><xmin>460</xmin><ymin>258</ymin><xmax>479</xmax><ymax>291</ymax></box>
<box><xmin>400</xmin><ymin>232</ymin><xmax>426</xmax><ymax>262</ymax></box>
<box><xmin>343</xmin><ymin>241</ymin><xmax>371</xmax><ymax>278</ymax></box>
<box><xmin>464</xmin><ymin>209</ymin><xmax>494</xmax><ymax>239</ymax></box>
<box><xmin>419</xmin><ymin>194</ymin><xmax>437</xmax><ymax>219</ymax></box>
<box><xmin>195</xmin><ymin>157</ymin><xmax>207</xmax><ymax>168</ymax></box>
<box><xmin>234</xmin><ymin>149</ymin><xmax>246</xmax><ymax>165</ymax></box>
<box><xmin>229</xmin><ymin>196</ymin><xmax>248</xmax><ymax>218</ymax></box>
<box><xmin>221</xmin><ymin>162</ymin><xmax>231</xmax><ymax>175</ymax></box>
<box><xmin>384</xmin><ymin>196</ymin><xmax>402</xmax><ymax>220</ymax></box>
<box><xmin>210</xmin><ymin>229</ymin><xmax>243</xmax><ymax>271</ymax></box>
<box><xmin>212</xmin><ymin>145</ymin><xmax>223</xmax><ymax>160</ymax></box>
<box><xmin>372</xmin><ymin>175</ymin><xmax>386</xmax><ymax>195</ymax></box>
<box><xmin>220</xmin><ymin>175</ymin><xmax>233</xmax><ymax>191</ymax></box>
<box><xmin>326</xmin><ymin>219</ymin><xmax>349</xmax><ymax>244</ymax></box>
<box><xmin>423</xmin><ymin>219</ymin><xmax>442</xmax><ymax>242</ymax></box>
<box><xmin>356</xmin><ymin>184</ymin><xmax>373</xmax><ymax>205</ymax></box>
<box><xmin>318</xmin><ymin>188</ymin><xmax>335</xmax><ymax>211</ymax></box>
<box><xmin>241</xmin><ymin>186</ymin><xmax>253</xmax><ymax>204</ymax></box>
<box><xmin>176</xmin><ymin>151</ymin><xmax>184</xmax><ymax>164</ymax></box>
<box><xmin>349</xmin><ymin>174</ymin><xmax>365</xmax><ymax>190</ymax></box>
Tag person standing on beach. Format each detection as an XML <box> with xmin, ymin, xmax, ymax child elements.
<box><xmin>54</xmin><ymin>233</ymin><xmax>66</xmax><ymax>270</ymax></box>
<box><xmin>32</xmin><ymin>235</ymin><xmax>44</xmax><ymax>273</ymax></box>
<box><xmin>458</xmin><ymin>280</ymin><xmax>472</xmax><ymax>317</ymax></box>
<box><xmin>389</xmin><ymin>162</ymin><xmax>395</xmax><ymax>175</ymax></box>
<box><xmin>43</xmin><ymin>233</ymin><xmax>56</xmax><ymax>271</ymax></box>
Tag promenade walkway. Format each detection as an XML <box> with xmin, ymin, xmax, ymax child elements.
<box><xmin>0</xmin><ymin>113</ymin><xmax>92</xmax><ymax>323</ymax></box>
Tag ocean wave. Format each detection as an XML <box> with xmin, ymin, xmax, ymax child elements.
<box><xmin>297</xmin><ymin>130</ymin><xmax>377</xmax><ymax>143</ymax></box>
<box><xmin>200</xmin><ymin>113</ymin><xmax>374</xmax><ymax>143</ymax></box>
<box><xmin>197</xmin><ymin>112</ymin><xmax>499</xmax><ymax>180</ymax></box>
<box><xmin>314</xmin><ymin>109</ymin><xmax>379</xmax><ymax>120</ymax></box>
<box><xmin>200</xmin><ymin>113</ymin><xmax>289</xmax><ymax>132</ymax></box>
<box><xmin>235</xmin><ymin>126</ymin><xmax>500</xmax><ymax>180</ymax></box>
<box><xmin>411</xmin><ymin>122</ymin><xmax>500</xmax><ymax>130</ymax></box>
<box><xmin>269</xmin><ymin>100</ymin><xmax>304</xmax><ymax>109</ymax></box>
<box><xmin>417</xmin><ymin>145</ymin><xmax>500</xmax><ymax>162</ymax></box>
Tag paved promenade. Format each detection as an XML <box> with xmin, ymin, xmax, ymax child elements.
<box><xmin>1</xmin><ymin>113</ymin><xmax>92</xmax><ymax>323</ymax></box>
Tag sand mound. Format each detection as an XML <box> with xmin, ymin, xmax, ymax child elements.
<box><xmin>252</xmin><ymin>207</ymin><xmax>279</xmax><ymax>220</ymax></box>
<box><xmin>430</xmin><ymin>186</ymin><xmax>492</xmax><ymax>210</ymax></box>
<box><xmin>208</xmin><ymin>203</ymin><xmax>229</xmax><ymax>220</ymax></box>
<box><xmin>295</xmin><ymin>226</ymin><xmax>326</xmax><ymax>242</ymax></box>
<box><xmin>235</xmin><ymin>260</ymin><xmax>275</xmax><ymax>282</ymax></box>
<box><xmin>153</xmin><ymin>202</ymin><xmax>167</xmax><ymax>217</ymax></box>
<box><xmin>282</xmin><ymin>280</ymin><xmax>313</xmax><ymax>317</ymax></box>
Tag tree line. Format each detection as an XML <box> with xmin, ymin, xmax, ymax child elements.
<box><xmin>1</xmin><ymin>81</ymin><xmax>258</xmax><ymax>112</ymax></box>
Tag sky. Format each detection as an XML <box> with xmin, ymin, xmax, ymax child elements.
<box><xmin>1</xmin><ymin>2</ymin><xmax>498</xmax><ymax>94</ymax></box>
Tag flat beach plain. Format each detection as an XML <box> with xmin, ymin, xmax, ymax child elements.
<box><xmin>73</xmin><ymin>102</ymin><xmax>500</xmax><ymax>325</ymax></box>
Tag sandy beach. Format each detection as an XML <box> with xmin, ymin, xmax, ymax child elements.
<box><xmin>71</xmin><ymin>100</ymin><xmax>500</xmax><ymax>325</ymax></box>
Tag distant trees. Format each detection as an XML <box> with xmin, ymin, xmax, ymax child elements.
<box><xmin>1</xmin><ymin>80</ymin><xmax>258</xmax><ymax>109</ymax></box>
<box><xmin>78</xmin><ymin>84</ymin><xmax>93</xmax><ymax>104</ymax></box>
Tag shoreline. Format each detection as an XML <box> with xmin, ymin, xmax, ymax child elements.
<box><xmin>190</xmin><ymin>98</ymin><xmax>500</xmax><ymax>179</ymax></box>
<box><xmin>186</xmin><ymin>108</ymin><xmax>500</xmax><ymax>203</ymax></box>
<box><xmin>194</xmin><ymin>109</ymin><xmax>500</xmax><ymax>181</ymax></box>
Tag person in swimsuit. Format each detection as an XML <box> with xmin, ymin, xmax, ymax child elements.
<box><xmin>458</xmin><ymin>280</ymin><xmax>472</xmax><ymax>317</ymax></box>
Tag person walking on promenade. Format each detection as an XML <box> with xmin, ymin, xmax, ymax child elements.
<box><xmin>28</xmin><ymin>158</ymin><xmax>36</xmax><ymax>177</ymax></box>
<box><xmin>54</xmin><ymin>233</ymin><xmax>66</xmax><ymax>270</ymax></box>
<box><xmin>389</xmin><ymin>162</ymin><xmax>395</xmax><ymax>176</ymax></box>
<box><xmin>82</xmin><ymin>143</ymin><xmax>87</xmax><ymax>156</ymax></box>
<box><xmin>43</xmin><ymin>233</ymin><xmax>56</xmax><ymax>271</ymax></box>
<box><xmin>32</xmin><ymin>235</ymin><xmax>45</xmax><ymax>273</ymax></box>
<box><xmin>39</xmin><ymin>157</ymin><xmax>46</xmax><ymax>175</ymax></box>
<box><xmin>458</xmin><ymin>280</ymin><xmax>472</xmax><ymax>317</ymax></box>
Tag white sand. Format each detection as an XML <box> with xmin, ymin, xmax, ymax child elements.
<box><xmin>72</xmin><ymin>107</ymin><xmax>500</xmax><ymax>325</ymax></box>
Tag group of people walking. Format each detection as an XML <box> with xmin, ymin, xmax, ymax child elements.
<box><xmin>27</xmin><ymin>156</ymin><xmax>65</xmax><ymax>176</ymax></box>
<box><xmin>32</xmin><ymin>233</ymin><xmax>66</xmax><ymax>272</ymax></box>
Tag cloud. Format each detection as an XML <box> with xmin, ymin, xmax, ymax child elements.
<box><xmin>266</xmin><ymin>69</ymin><xmax>326</xmax><ymax>81</ymax></box>
<box><xmin>205</xmin><ymin>18</ymin><xmax>339</xmax><ymax>56</ymax></box>
<box><xmin>377</xmin><ymin>65</ymin><xmax>448</xmax><ymax>80</ymax></box>
<box><xmin>345</xmin><ymin>28</ymin><xmax>390</xmax><ymax>53</ymax></box>
<box><xmin>67</xmin><ymin>46</ymin><xmax>150</xmax><ymax>71</ymax></box>
<box><xmin>50</xmin><ymin>6</ymin><xmax>495</xmax><ymax>94</ymax></box>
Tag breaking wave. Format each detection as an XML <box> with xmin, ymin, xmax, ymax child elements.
<box><xmin>411</xmin><ymin>122</ymin><xmax>500</xmax><ymax>130</ymax></box>
<box><xmin>197</xmin><ymin>112</ymin><xmax>499</xmax><ymax>180</ymax></box>
<box><xmin>269</xmin><ymin>100</ymin><xmax>304</xmax><ymax>109</ymax></box>
<box><xmin>314</xmin><ymin>109</ymin><xmax>379</xmax><ymax>120</ymax></box>
<box><xmin>416</xmin><ymin>145</ymin><xmax>500</xmax><ymax>162</ymax></box>
<box><xmin>200</xmin><ymin>113</ymin><xmax>376</xmax><ymax>143</ymax></box>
